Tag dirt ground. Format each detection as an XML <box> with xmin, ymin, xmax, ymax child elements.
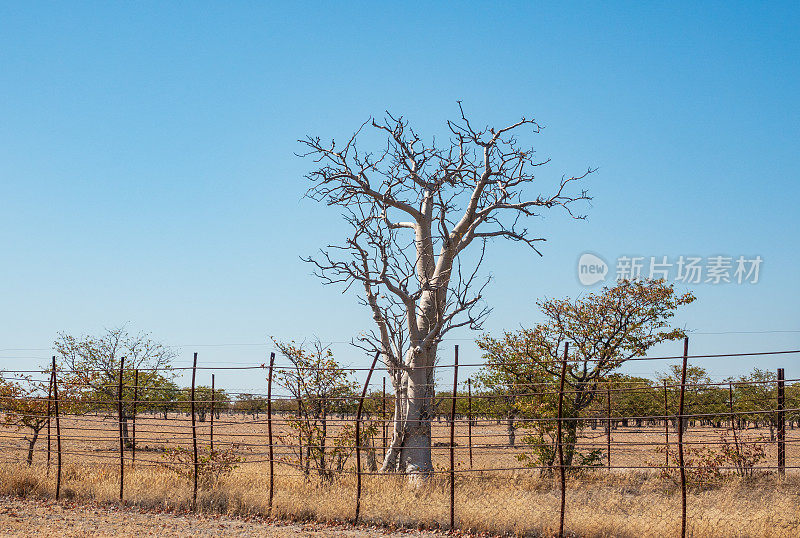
<box><xmin>0</xmin><ymin>496</ymin><xmax>438</xmax><ymax>537</ymax></box>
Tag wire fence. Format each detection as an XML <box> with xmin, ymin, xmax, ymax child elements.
<box><xmin>1</xmin><ymin>339</ymin><xmax>799</xmax><ymax>537</ymax></box>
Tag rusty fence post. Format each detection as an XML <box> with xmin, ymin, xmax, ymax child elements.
<box><xmin>355</xmin><ymin>351</ymin><xmax>380</xmax><ymax>522</ymax></box>
<box><xmin>729</xmin><ymin>382</ymin><xmax>741</xmax><ymax>474</ymax></box>
<box><xmin>267</xmin><ymin>352</ymin><xmax>275</xmax><ymax>515</ymax></box>
<box><xmin>778</xmin><ymin>368</ymin><xmax>785</xmax><ymax>476</ymax></box>
<box><xmin>556</xmin><ymin>342</ymin><xmax>568</xmax><ymax>538</ymax></box>
<box><xmin>677</xmin><ymin>337</ymin><xmax>689</xmax><ymax>538</ymax></box>
<box><xmin>47</xmin><ymin>369</ymin><xmax>53</xmax><ymax>474</ymax></box>
<box><xmin>606</xmin><ymin>382</ymin><xmax>612</xmax><ymax>469</ymax></box>
<box><xmin>382</xmin><ymin>377</ymin><xmax>387</xmax><ymax>460</ymax></box>
<box><xmin>132</xmin><ymin>368</ymin><xmax>138</xmax><ymax>464</ymax></box>
<box><xmin>449</xmin><ymin>345</ymin><xmax>459</xmax><ymax>531</ymax></box>
<box><xmin>118</xmin><ymin>356</ymin><xmax>125</xmax><ymax>502</ymax></box>
<box><xmin>52</xmin><ymin>356</ymin><xmax>62</xmax><ymax>501</ymax></box>
<box><xmin>297</xmin><ymin>378</ymin><xmax>303</xmax><ymax>469</ymax></box>
<box><xmin>191</xmin><ymin>352</ymin><xmax>199</xmax><ymax>511</ymax></box>
<box><xmin>210</xmin><ymin>373</ymin><xmax>215</xmax><ymax>452</ymax></box>
<box><xmin>467</xmin><ymin>377</ymin><xmax>473</xmax><ymax>469</ymax></box>
<box><xmin>663</xmin><ymin>379</ymin><xmax>669</xmax><ymax>470</ymax></box>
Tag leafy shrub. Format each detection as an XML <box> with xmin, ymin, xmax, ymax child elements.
<box><xmin>653</xmin><ymin>431</ymin><xmax>767</xmax><ymax>486</ymax></box>
<box><xmin>160</xmin><ymin>444</ymin><xmax>244</xmax><ymax>487</ymax></box>
<box><xmin>515</xmin><ymin>430</ymin><xmax>605</xmax><ymax>474</ymax></box>
<box><xmin>279</xmin><ymin>420</ymin><xmax>379</xmax><ymax>480</ymax></box>
<box><xmin>657</xmin><ymin>444</ymin><xmax>723</xmax><ymax>486</ymax></box>
<box><xmin>717</xmin><ymin>432</ymin><xmax>767</xmax><ymax>478</ymax></box>
<box><xmin>576</xmin><ymin>448</ymin><xmax>605</xmax><ymax>469</ymax></box>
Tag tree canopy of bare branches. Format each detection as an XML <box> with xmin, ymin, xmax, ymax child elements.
<box><xmin>299</xmin><ymin>104</ymin><xmax>593</xmax><ymax>476</ymax></box>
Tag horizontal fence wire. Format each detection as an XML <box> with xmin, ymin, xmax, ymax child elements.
<box><xmin>3</xmin><ymin>348</ymin><xmax>799</xmax><ymax>375</ymax></box>
<box><xmin>0</xmin><ymin>343</ymin><xmax>799</xmax><ymax>537</ymax></box>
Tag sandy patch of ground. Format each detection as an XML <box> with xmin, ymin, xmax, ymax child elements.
<box><xmin>0</xmin><ymin>496</ymin><xmax>437</xmax><ymax>537</ymax></box>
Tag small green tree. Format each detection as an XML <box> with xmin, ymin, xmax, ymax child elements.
<box><xmin>272</xmin><ymin>338</ymin><xmax>368</xmax><ymax>480</ymax></box>
<box><xmin>235</xmin><ymin>393</ymin><xmax>267</xmax><ymax>417</ymax></box>
<box><xmin>786</xmin><ymin>383</ymin><xmax>800</xmax><ymax>429</ymax></box>
<box><xmin>182</xmin><ymin>385</ymin><xmax>228</xmax><ymax>422</ymax></box>
<box><xmin>604</xmin><ymin>374</ymin><xmax>660</xmax><ymax>429</ymax></box>
<box><xmin>733</xmin><ymin>368</ymin><xmax>779</xmax><ymax>438</ymax></box>
<box><xmin>478</xmin><ymin>279</ymin><xmax>695</xmax><ymax>473</ymax></box>
<box><xmin>54</xmin><ymin>327</ymin><xmax>176</xmax><ymax>447</ymax></box>
<box><xmin>148</xmin><ymin>379</ymin><xmax>181</xmax><ymax>419</ymax></box>
<box><xmin>658</xmin><ymin>364</ymin><xmax>718</xmax><ymax>432</ymax></box>
<box><xmin>0</xmin><ymin>372</ymin><xmax>80</xmax><ymax>465</ymax></box>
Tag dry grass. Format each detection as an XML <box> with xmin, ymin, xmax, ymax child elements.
<box><xmin>1</xmin><ymin>461</ymin><xmax>799</xmax><ymax>537</ymax></box>
<box><xmin>2</xmin><ymin>414</ymin><xmax>800</xmax><ymax>536</ymax></box>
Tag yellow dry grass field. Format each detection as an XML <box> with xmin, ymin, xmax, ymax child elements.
<box><xmin>1</xmin><ymin>413</ymin><xmax>800</xmax><ymax>537</ymax></box>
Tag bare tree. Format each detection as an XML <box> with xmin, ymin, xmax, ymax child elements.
<box><xmin>300</xmin><ymin>105</ymin><xmax>593</xmax><ymax>477</ymax></box>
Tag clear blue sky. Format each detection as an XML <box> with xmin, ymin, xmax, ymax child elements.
<box><xmin>1</xmin><ymin>2</ymin><xmax>799</xmax><ymax>392</ymax></box>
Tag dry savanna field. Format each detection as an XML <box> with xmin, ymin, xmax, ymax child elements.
<box><xmin>2</xmin><ymin>412</ymin><xmax>800</xmax><ymax>537</ymax></box>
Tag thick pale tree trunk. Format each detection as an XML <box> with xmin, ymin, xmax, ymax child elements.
<box><xmin>398</xmin><ymin>349</ymin><xmax>435</xmax><ymax>475</ymax></box>
<box><xmin>378</xmin><ymin>219</ymin><xmax>454</xmax><ymax>479</ymax></box>
<box><xmin>381</xmin><ymin>345</ymin><xmax>438</xmax><ymax>478</ymax></box>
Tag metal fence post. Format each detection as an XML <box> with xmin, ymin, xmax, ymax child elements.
<box><xmin>118</xmin><ymin>356</ymin><xmax>125</xmax><ymax>502</ymax></box>
<box><xmin>210</xmin><ymin>373</ymin><xmax>215</xmax><ymax>452</ymax></box>
<box><xmin>556</xmin><ymin>342</ymin><xmax>568</xmax><ymax>538</ymax></box>
<box><xmin>47</xmin><ymin>369</ymin><xmax>53</xmax><ymax>473</ymax></box>
<box><xmin>449</xmin><ymin>345</ymin><xmax>459</xmax><ymax>531</ymax></box>
<box><xmin>606</xmin><ymin>382</ymin><xmax>612</xmax><ymax>469</ymax></box>
<box><xmin>777</xmin><ymin>368</ymin><xmax>785</xmax><ymax>476</ymax></box>
<box><xmin>355</xmin><ymin>351</ymin><xmax>380</xmax><ymax>523</ymax></box>
<box><xmin>191</xmin><ymin>352</ymin><xmax>199</xmax><ymax>511</ymax></box>
<box><xmin>729</xmin><ymin>383</ymin><xmax>741</xmax><ymax>473</ymax></box>
<box><xmin>467</xmin><ymin>377</ymin><xmax>473</xmax><ymax>469</ymax></box>
<box><xmin>52</xmin><ymin>356</ymin><xmax>62</xmax><ymax>501</ymax></box>
<box><xmin>267</xmin><ymin>352</ymin><xmax>275</xmax><ymax>515</ymax></box>
<box><xmin>132</xmin><ymin>368</ymin><xmax>138</xmax><ymax>464</ymax></box>
<box><xmin>677</xmin><ymin>337</ymin><xmax>689</xmax><ymax>538</ymax></box>
<box><xmin>297</xmin><ymin>378</ymin><xmax>303</xmax><ymax>469</ymax></box>
<box><xmin>663</xmin><ymin>379</ymin><xmax>669</xmax><ymax>470</ymax></box>
<box><xmin>381</xmin><ymin>377</ymin><xmax>387</xmax><ymax>459</ymax></box>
